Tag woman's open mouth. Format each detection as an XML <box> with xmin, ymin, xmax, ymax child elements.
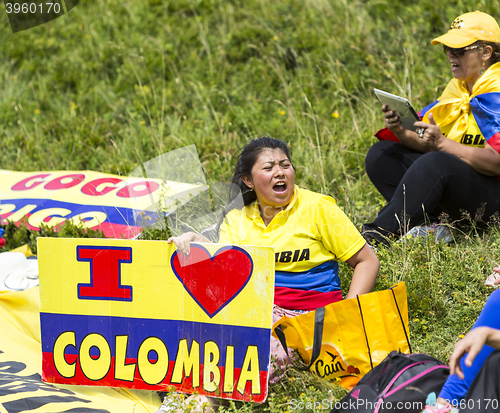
<box><xmin>273</xmin><ymin>182</ymin><xmax>287</xmax><ymax>193</ymax></box>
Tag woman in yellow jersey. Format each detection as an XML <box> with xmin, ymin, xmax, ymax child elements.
<box><xmin>362</xmin><ymin>11</ymin><xmax>500</xmax><ymax>246</ymax></box>
<box><xmin>168</xmin><ymin>136</ymin><xmax>379</xmax><ymax>381</ymax></box>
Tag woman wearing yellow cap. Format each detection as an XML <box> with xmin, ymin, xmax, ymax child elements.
<box><xmin>362</xmin><ymin>11</ymin><xmax>500</xmax><ymax>246</ymax></box>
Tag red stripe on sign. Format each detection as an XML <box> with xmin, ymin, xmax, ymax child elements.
<box><xmin>42</xmin><ymin>353</ymin><xmax>268</xmax><ymax>403</ymax></box>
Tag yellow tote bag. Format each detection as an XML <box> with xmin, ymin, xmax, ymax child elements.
<box><xmin>273</xmin><ymin>282</ymin><xmax>410</xmax><ymax>389</ymax></box>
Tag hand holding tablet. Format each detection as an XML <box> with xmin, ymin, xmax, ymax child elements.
<box><xmin>374</xmin><ymin>89</ymin><xmax>421</xmax><ymax>133</ymax></box>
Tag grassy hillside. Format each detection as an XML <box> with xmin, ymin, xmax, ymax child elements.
<box><xmin>2</xmin><ymin>0</ymin><xmax>500</xmax><ymax>411</ymax></box>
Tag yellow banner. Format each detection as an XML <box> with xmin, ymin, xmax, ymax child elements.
<box><xmin>0</xmin><ymin>169</ymin><xmax>207</xmax><ymax>239</ymax></box>
<box><xmin>0</xmin><ymin>287</ymin><xmax>160</xmax><ymax>413</ymax></box>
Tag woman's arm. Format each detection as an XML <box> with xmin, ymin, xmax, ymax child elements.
<box><xmin>449</xmin><ymin>326</ymin><xmax>500</xmax><ymax>379</ymax></box>
<box><xmin>167</xmin><ymin>231</ymin><xmax>210</xmax><ymax>256</ymax></box>
<box><xmin>438</xmin><ymin>140</ymin><xmax>500</xmax><ymax>176</ymax></box>
<box><xmin>415</xmin><ymin>113</ymin><xmax>500</xmax><ymax>176</ymax></box>
<box><xmin>344</xmin><ymin>244</ymin><xmax>379</xmax><ymax>300</ymax></box>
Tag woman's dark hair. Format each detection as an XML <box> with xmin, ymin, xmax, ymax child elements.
<box><xmin>212</xmin><ymin>136</ymin><xmax>292</xmax><ymax>238</ymax></box>
<box><xmin>477</xmin><ymin>40</ymin><xmax>500</xmax><ymax>64</ymax></box>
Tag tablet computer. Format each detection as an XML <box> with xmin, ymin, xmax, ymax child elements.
<box><xmin>374</xmin><ymin>88</ymin><xmax>420</xmax><ymax>132</ymax></box>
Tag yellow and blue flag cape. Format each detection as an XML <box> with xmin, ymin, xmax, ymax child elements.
<box><xmin>420</xmin><ymin>62</ymin><xmax>500</xmax><ymax>152</ymax></box>
<box><xmin>376</xmin><ymin>63</ymin><xmax>500</xmax><ymax>148</ymax></box>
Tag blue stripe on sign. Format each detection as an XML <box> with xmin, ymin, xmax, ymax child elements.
<box><xmin>1</xmin><ymin>198</ymin><xmax>155</xmax><ymax>226</ymax></box>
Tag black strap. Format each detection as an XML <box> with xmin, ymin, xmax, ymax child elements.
<box><xmin>274</xmin><ymin>307</ymin><xmax>325</xmax><ymax>371</ymax></box>
<box><xmin>356</xmin><ymin>295</ymin><xmax>373</xmax><ymax>369</ymax></box>
<box><xmin>389</xmin><ymin>286</ymin><xmax>413</xmax><ymax>354</ymax></box>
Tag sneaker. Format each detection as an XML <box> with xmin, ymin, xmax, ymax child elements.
<box><xmin>485</xmin><ymin>272</ymin><xmax>500</xmax><ymax>289</ymax></box>
<box><xmin>360</xmin><ymin>226</ymin><xmax>391</xmax><ymax>248</ymax></box>
<box><xmin>405</xmin><ymin>224</ymin><xmax>453</xmax><ymax>244</ymax></box>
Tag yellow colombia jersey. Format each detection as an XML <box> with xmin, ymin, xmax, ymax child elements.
<box><xmin>219</xmin><ymin>186</ymin><xmax>366</xmax><ymax>310</ymax></box>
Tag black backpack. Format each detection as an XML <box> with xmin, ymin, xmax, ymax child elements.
<box><xmin>331</xmin><ymin>351</ymin><xmax>449</xmax><ymax>413</ymax></box>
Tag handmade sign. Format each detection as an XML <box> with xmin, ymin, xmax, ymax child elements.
<box><xmin>0</xmin><ymin>169</ymin><xmax>207</xmax><ymax>239</ymax></box>
<box><xmin>38</xmin><ymin>238</ymin><xmax>274</xmax><ymax>403</ymax></box>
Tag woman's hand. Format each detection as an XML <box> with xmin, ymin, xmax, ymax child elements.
<box><xmin>382</xmin><ymin>104</ymin><xmax>431</xmax><ymax>153</ymax></box>
<box><xmin>382</xmin><ymin>104</ymin><xmax>404</xmax><ymax>134</ymax></box>
<box><xmin>414</xmin><ymin>113</ymin><xmax>500</xmax><ymax>175</ymax></box>
<box><xmin>493</xmin><ymin>267</ymin><xmax>500</xmax><ymax>287</ymax></box>
<box><xmin>167</xmin><ymin>232</ymin><xmax>209</xmax><ymax>256</ymax></box>
<box><xmin>449</xmin><ymin>326</ymin><xmax>500</xmax><ymax>380</ymax></box>
<box><xmin>413</xmin><ymin>113</ymin><xmax>446</xmax><ymax>151</ymax></box>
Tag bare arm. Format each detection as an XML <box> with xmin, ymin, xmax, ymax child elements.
<box><xmin>345</xmin><ymin>243</ymin><xmax>379</xmax><ymax>300</ymax></box>
<box><xmin>414</xmin><ymin>113</ymin><xmax>500</xmax><ymax>176</ymax></box>
<box><xmin>167</xmin><ymin>231</ymin><xmax>210</xmax><ymax>256</ymax></box>
<box><xmin>439</xmin><ymin>140</ymin><xmax>500</xmax><ymax>175</ymax></box>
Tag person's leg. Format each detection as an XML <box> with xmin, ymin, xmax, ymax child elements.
<box><xmin>438</xmin><ymin>289</ymin><xmax>500</xmax><ymax>405</ymax></box>
<box><xmin>269</xmin><ymin>305</ymin><xmax>308</xmax><ymax>384</ymax></box>
<box><xmin>459</xmin><ymin>350</ymin><xmax>500</xmax><ymax>413</ymax></box>
<box><xmin>364</xmin><ymin>152</ymin><xmax>500</xmax><ymax>237</ymax></box>
<box><xmin>365</xmin><ymin>141</ymin><xmax>424</xmax><ymax>202</ymax></box>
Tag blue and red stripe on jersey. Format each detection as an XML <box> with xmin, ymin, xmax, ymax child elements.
<box><xmin>274</xmin><ymin>261</ymin><xmax>343</xmax><ymax>310</ymax></box>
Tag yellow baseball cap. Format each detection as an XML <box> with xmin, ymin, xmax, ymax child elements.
<box><xmin>431</xmin><ymin>11</ymin><xmax>500</xmax><ymax>48</ymax></box>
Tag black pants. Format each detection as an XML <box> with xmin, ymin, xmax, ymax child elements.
<box><xmin>461</xmin><ymin>350</ymin><xmax>500</xmax><ymax>413</ymax></box>
<box><xmin>363</xmin><ymin>141</ymin><xmax>500</xmax><ymax>236</ymax></box>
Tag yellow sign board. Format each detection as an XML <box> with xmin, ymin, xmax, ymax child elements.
<box><xmin>38</xmin><ymin>238</ymin><xmax>274</xmax><ymax>403</ymax></box>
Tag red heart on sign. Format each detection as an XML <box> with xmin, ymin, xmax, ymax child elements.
<box><xmin>171</xmin><ymin>245</ymin><xmax>254</xmax><ymax>318</ymax></box>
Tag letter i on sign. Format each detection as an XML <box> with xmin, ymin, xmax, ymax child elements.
<box><xmin>77</xmin><ymin>246</ymin><xmax>133</xmax><ymax>301</ymax></box>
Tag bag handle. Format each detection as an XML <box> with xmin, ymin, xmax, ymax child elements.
<box><xmin>356</xmin><ymin>295</ymin><xmax>374</xmax><ymax>370</ymax></box>
<box><xmin>273</xmin><ymin>306</ymin><xmax>325</xmax><ymax>371</ymax></box>
<box><xmin>389</xmin><ymin>286</ymin><xmax>413</xmax><ymax>354</ymax></box>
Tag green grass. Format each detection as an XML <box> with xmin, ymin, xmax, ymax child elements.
<box><xmin>2</xmin><ymin>0</ymin><xmax>500</xmax><ymax>411</ymax></box>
